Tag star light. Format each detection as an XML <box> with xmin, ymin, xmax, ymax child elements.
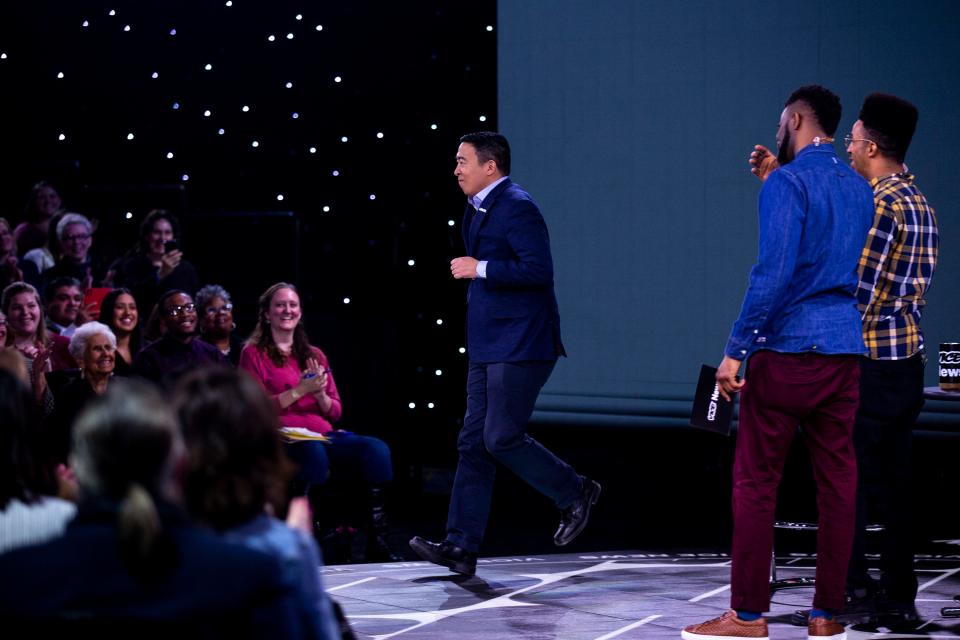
<box><xmin>123</xmin><ymin>25</ymin><xmax>131</xmax><ymax>32</ymax></box>
<box><xmin>276</xmin><ymin>194</ymin><xmax>284</xmax><ymax>201</ymax></box>
<box><xmin>486</xmin><ymin>25</ymin><xmax>494</xmax><ymax>31</ymax></box>
<box><xmin>315</xmin><ymin>24</ymin><xmax>323</xmax><ymax>31</ymax></box>
<box><xmin>479</xmin><ymin>115</ymin><xmax>487</xmax><ymax>122</ymax></box>
<box><xmin>435</xmin><ymin>369</ymin><xmax>442</xmax><ymax>376</ymax></box>
<box><xmin>428</xmin><ymin>403</ymin><xmax>435</xmax><ymax>409</ymax></box>
<box><xmin>343</xmin><ymin>297</ymin><xmax>351</xmax><ymax>304</ymax></box>
<box><xmin>108</xmin><ymin>9</ymin><xmax>116</xmax><ymax>16</ymax></box>
<box><xmin>204</xmin><ymin>63</ymin><xmax>213</xmax><ymax>71</ymax></box>
<box><xmin>295</xmin><ymin>14</ymin><xmax>302</xmax><ymax>21</ymax></box>
<box><xmin>218</xmin><ymin>128</ymin><xmax>225</xmax><ymax>135</ymax></box>
<box><xmin>172</xmin><ymin>102</ymin><xmax>180</xmax><ymax>109</ymax></box>
<box><xmin>203</xmin><ymin>110</ymin><xmax>211</xmax><ymax>117</ymax></box>
<box><xmin>125</xmin><ymin>212</ymin><xmax>133</xmax><ymax>220</ymax></box>
<box><xmin>182</xmin><ymin>174</ymin><xmax>189</xmax><ymax>181</ymax></box>
<box><xmin>169</xmin><ymin>28</ymin><xmax>177</xmax><ymax>36</ymax></box>
<box><xmin>126</xmin><ymin>133</ymin><xmax>134</xmax><ymax>140</ymax></box>
<box><xmin>225</xmin><ymin>1</ymin><xmax>233</xmax><ymax>6</ymax></box>
<box><xmin>407</xmin><ymin>259</ymin><xmax>415</xmax><ymax>266</ymax></box>
<box><xmin>436</xmin><ymin>319</ymin><xmax>443</xmax><ymax>325</ymax></box>
<box><xmin>268</xmin><ymin>35</ymin><xmax>276</xmax><ymax>42</ymax></box>
<box><xmin>151</xmin><ymin>72</ymin><xmax>159</xmax><ymax>79</ymax></box>
<box><xmin>285</xmin><ymin>81</ymin><xmax>293</xmax><ymax>88</ymax></box>
<box><xmin>369</xmin><ymin>194</ymin><xmax>376</xmax><ymax>200</ymax></box>
<box><xmin>408</xmin><ymin>402</ymin><xmax>416</xmax><ymax>409</ymax></box>
<box><xmin>286</xmin><ymin>33</ymin><xmax>294</xmax><ymax>40</ymax></box>
<box><xmin>430</xmin><ymin>124</ymin><xmax>438</xmax><ymax>130</ymax></box>
<box><xmin>376</xmin><ymin>132</ymin><xmax>384</xmax><ymax>139</ymax></box>
<box><xmin>331</xmin><ymin>170</ymin><xmax>339</xmax><ymax>176</ymax></box>
<box><xmin>57</xmin><ymin>72</ymin><xmax>64</xmax><ymax>79</ymax></box>
<box><xmin>241</xmin><ymin>105</ymin><xmax>250</xmax><ymax>112</ymax></box>
<box><xmin>251</xmin><ymin>140</ymin><xmax>259</xmax><ymax>148</ymax></box>
<box><xmin>340</xmin><ymin>136</ymin><xmax>348</xmax><ymax>142</ymax></box>
<box><xmin>322</xmin><ymin>206</ymin><xmax>331</xmax><ymax>212</ymax></box>
<box><xmin>166</xmin><ymin>152</ymin><xmax>174</xmax><ymax>159</ymax></box>
<box><xmin>447</xmin><ymin>220</ymin><xmax>455</xmax><ymax>226</ymax></box>
<box><xmin>334</xmin><ymin>76</ymin><xmax>342</xmax><ymax>83</ymax></box>
<box><xmin>82</xmin><ymin>21</ymin><xmax>89</xmax><ymax>28</ymax></box>
<box><xmin>58</xmin><ymin>133</ymin><xmax>66</xmax><ymax>141</ymax></box>
<box><xmin>459</xmin><ymin>347</ymin><xmax>466</xmax><ymax>354</ymax></box>
<box><xmin>291</xmin><ymin>112</ymin><xmax>299</xmax><ymax>119</ymax></box>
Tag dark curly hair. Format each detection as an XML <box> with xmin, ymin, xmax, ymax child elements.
<box><xmin>786</xmin><ymin>85</ymin><xmax>842</xmax><ymax>137</ymax></box>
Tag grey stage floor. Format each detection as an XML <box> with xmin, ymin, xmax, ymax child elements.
<box><xmin>324</xmin><ymin>548</ymin><xmax>960</xmax><ymax>639</ymax></box>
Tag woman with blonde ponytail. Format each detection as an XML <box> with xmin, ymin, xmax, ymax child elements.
<box><xmin>0</xmin><ymin>379</ymin><xmax>310</xmax><ymax>637</ymax></box>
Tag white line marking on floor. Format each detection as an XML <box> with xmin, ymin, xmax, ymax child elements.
<box><xmin>593</xmin><ymin>614</ymin><xmax>663</xmax><ymax>639</ymax></box>
<box><xmin>917</xmin><ymin>566</ymin><xmax>960</xmax><ymax>592</ymax></box>
<box><xmin>327</xmin><ymin>576</ymin><xmax>377</xmax><ymax>592</ymax></box>
<box><xmin>689</xmin><ymin>584</ymin><xmax>731</xmax><ymax>602</ymax></box>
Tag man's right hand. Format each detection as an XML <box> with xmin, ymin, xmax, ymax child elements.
<box><xmin>749</xmin><ymin>145</ymin><xmax>779</xmax><ymax>182</ymax></box>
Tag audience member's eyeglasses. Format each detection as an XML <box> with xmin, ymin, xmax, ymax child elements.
<box><xmin>64</xmin><ymin>233</ymin><xmax>91</xmax><ymax>242</ymax></box>
<box><xmin>205</xmin><ymin>304</ymin><xmax>233</xmax><ymax>315</ymax></box>
<box><xmin>165</xmin><ymin>303</ymin><xmax>196</xmax><ymax>317</ymax></box>
<box><xmin>843</xmin><ymin>134</ymin><xmax>875</xmax><ymax>147</ymax></box>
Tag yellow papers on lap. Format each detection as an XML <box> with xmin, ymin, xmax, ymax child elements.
<box><xmin>279</xmin><ymin>427</ymin><xmax>330</xmax><ymax>443</ymax></box>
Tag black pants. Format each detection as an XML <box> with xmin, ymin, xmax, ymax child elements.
<box><xmin>847</xmin><ymin>354</ymin><xmax>925</xmax><ymax>605</ymax></box>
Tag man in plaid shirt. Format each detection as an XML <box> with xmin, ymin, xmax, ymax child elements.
<box><xmin>842</xmin><ymin>93</ymin><xmax>938</xmax><ymax>624</ymax></box>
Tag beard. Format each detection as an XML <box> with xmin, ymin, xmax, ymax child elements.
<box><xmin>776</xmin><ymin>127</ymin><xmax>794</xmax><ymax>166</ymax></box>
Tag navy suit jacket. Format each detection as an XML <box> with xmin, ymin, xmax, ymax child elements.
<box><xmin>462</xmin><ymin>178</ymin><xmax>565</xmax><ymax>363</ymax></box>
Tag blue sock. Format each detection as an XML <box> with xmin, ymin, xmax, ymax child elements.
<box><xmin>810</xmin><ymin>608</ymin><xmax>835</xmax><ymax>620</ymax></box>
<box><xmin>735</xmin><ymin>610</ymin><xmax>761</xmax><ymax>621</ymax></box>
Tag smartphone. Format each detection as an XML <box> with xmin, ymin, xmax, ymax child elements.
<box><xmin>164</xmin><ymin>240</ymin><xmax>179</xmax><ymax>253</ymax></box>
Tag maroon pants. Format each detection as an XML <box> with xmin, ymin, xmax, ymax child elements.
<box><xmin>730</xmin><ymin>350</ymin><xmax>859</xmax><ymax>612</ymax></box>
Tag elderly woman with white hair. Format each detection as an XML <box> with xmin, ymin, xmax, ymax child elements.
<box><xmin>40</xmin><ymin>212</ymin><xmax>105</xmax><ymax>289</ymax></box>
<box><xmin>196</xmin><ymin>284</ymin><xmax>242</xmax><ymax>366</ymax></box>
<box><xmin>47</xmin><ymin>321</ymin><xmax>117</xmax><ymax>465</ymax></box>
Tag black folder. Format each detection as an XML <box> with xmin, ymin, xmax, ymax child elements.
<box><xmin>690</xmin><ymin>364</ymin><xmax>733</xmax><ymax>435</ymax></box>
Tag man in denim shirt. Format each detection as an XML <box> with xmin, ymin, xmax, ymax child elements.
<box><xmin>683</xmin><ymin>86</ymin><xmax>875</xmax><ymax>640</ymax></box>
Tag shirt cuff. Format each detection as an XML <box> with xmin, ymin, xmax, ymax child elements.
<box><xmin>476</xmin><ymin>260</ymin><xmax>488</xmax><ymax>278</ymax></box>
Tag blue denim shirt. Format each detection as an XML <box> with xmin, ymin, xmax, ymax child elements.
<box><xmin>725</xmin><ymin>142</ymin><xmax>874</xmax><ymax>359</ymax></box>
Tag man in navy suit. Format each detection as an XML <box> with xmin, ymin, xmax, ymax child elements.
<box><xmin>410</xmin><ymin>132</ymin><xmax>600</xmax><ymax>576</ymax></box>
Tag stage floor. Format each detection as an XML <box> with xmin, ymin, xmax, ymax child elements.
<box><xmin>325</xmin><ymin>549</ymin><xmax>960</xmax><ymax>639</ymax></box>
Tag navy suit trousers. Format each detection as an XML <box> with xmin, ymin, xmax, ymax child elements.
<box><xmin>445</xmin><ymin>361</ymin><xmax>582</xmax><ymax>552</ymax></box>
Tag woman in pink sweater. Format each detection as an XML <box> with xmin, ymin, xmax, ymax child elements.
<box><xmin>239</xmin><ymin>282</ymin><xmax>400</xmax><ymax>562</ymax></box>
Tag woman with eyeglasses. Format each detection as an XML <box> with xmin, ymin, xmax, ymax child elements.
<box><xmin>40</xmin><ymin>212</ymin><xmax>107</xmax><ymax>290</ymax></box>
<box><xmin>196</xmin><ymin>284</ymin><xmax>242</xmax><ymax>367</ymax></box>
<box><xmin>132</xmin><ymin>290</ymin><xmax>227</xmax><ymax>389</ymax></box>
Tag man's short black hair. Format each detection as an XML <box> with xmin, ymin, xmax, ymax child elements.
<box><xmin>786</xmin><ymin>85</ymin><xmax>842</xmax><ymax>137</ymax></box>
<box><xmin>460</xmin><ymin>131</ymin><xmax>511</xmax><ymax>176</ymax></box>
<box><xmin>859</xmin><ymin>93</ymin><xmax>918</xmax><ymax>164</ymax></box>
<box><xmin>44</xmin><ymin>277</ymin><xmax>83</xmax><ymax>303</ymax></box>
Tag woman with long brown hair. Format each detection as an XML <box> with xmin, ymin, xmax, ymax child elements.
<box><xmin>239</xmin><ymin>282</ymin><xmax>401</xmax><ymax>562</ymax></box>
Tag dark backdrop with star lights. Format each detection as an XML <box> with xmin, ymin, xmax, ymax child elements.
<box><xmin>1</xmin><ymin>1</ymin><xmax>497</xmax><ymax>480</ymax></box>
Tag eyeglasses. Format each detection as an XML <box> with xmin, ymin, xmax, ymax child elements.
<box><xmin>63</xmin><ymin>233</ymin><xmax>91</xmax><ymax>242</ymax></box>
<box><xmin>164</xmin><ymin>303</ymin><xmax>196</xmax><ymax>317</ymax></box>
<box><xmin>843</xmin><ymin>134</ymin><xmax>875</xmax><ymax>147</ymax></box>
<box><xmin>204</xmin><ymin>303</ymin><xmax>233</xmax><ymax>315</ymax></box>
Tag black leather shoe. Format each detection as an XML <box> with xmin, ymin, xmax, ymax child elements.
<box><xmin>409</xmin><ymin>536</ymin><xmax>477</xmax><ymax>576</ymax></box>
<box><xmin>554</xmin><ymin>476</ymin><xmax>601</xmax><ymax>546</ymax></box>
